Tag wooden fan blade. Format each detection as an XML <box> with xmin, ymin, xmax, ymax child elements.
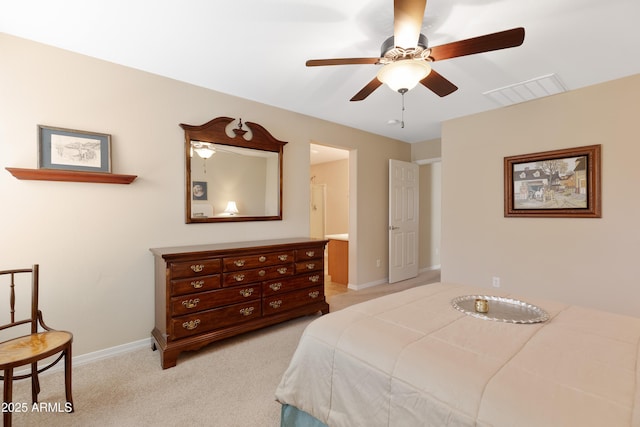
<box><xmin>350</xmin><ymin>78</ymin><xmax>383</xmax><ymax>102</ymax></box>
<box><xmin>306</xmin><ymin>58</ymin><xmax>380</xmax><ymax>67</ymax></box>
<box><xmin>394</xmin><ymin>0</ymin><xmax>427</xmax><ymax>48</ymax></box>
<box><xmin>428</xmin><ymin>27</ymin><xmax>525</xmax><ymax>62</ymax></box>
<box><xmin>420</xmin><ymin>69</ymin><xmax>458</xmax><ymax>97</ymax></box>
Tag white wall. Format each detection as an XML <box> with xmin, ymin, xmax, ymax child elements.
<box><xmin>441</xmin><ymin>74</ymin><xmax>640</xmax><ymax>317</ymax></box>
<box><xmin>412</xmin><ymin>139</ymin><xmax>442</xmax><ymax>272</ymax></box>
<box><xmin>0</xmin><ymin>34</ymin><xmax>411</xmax><ymax>356</ymax></box>
<box><xmin>418</xmin><ymin>162</ymin><xmax>441</xmax><ymax>270</ymax></box>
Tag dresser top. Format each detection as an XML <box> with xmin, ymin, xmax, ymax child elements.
<box><xmin>150</xmin><ymin>237</ymin><xmax>328</xmax><ymax>260</ymax></box>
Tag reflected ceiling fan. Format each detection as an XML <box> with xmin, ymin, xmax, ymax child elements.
<box><xmin>306</xmin><ymin>0</ymin><xmax>525</xmax><ymax>102</ymax></box>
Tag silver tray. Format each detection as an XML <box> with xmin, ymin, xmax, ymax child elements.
<box><xmin>451</xmin><ymin>295</ymin><xmax>549</xmax><ymax>324</ymax></box>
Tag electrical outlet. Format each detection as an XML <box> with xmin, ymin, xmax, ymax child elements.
<box><xmin>376</xmin><ymin>259</ymin><xmax>381</xmax><ymax>268</ymax></box>
<box><xmin>492</xmin><ymin>277</ymin><xmax>501</xmax><ymax>288</ymax></box>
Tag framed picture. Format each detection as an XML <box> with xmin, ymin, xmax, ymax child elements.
<box><xmin>192</xmin><ymin>181</ymin><xmax>208</xmax><ymax>200</ymax></box>
<box><xmin>504</xmin><ymin>144</ymin><xmax>601</xmax><ymax>218</ymax></box>
<box><xmin>38</xmin><ymin>125</ymin><xmax>111</xmax><ymax>173</ymax></box>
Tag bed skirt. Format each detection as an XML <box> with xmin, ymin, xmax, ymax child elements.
<box><xmin>281</xmin><ymin>404</ymin><xmax>328</xmax><ymax>427</ymax></box>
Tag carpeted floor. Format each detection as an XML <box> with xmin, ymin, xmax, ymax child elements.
<box><xmin>10</xmin><ymin>270</ymin><xmax>439</xmax><ymax>427</ymax></box>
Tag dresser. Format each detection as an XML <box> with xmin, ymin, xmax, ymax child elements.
<box><xmin>150</xmin><ymin>237</ymin><xmax>329</xmax><ymax>369</ymax></box>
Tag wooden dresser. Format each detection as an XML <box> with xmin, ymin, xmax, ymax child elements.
<box><xmin>150</xmin><ymin>237</ymin><xmax>329</xmax><ymax>368</ymax></box>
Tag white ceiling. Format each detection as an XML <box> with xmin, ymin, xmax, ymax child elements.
<box><xmin>1</xmin><ymin>0</ymin><xmax>639</xmax><ymax>143</ymax></box>
<box><xmin>310</xmin><ymin>144</ymin><xmax>349</xmax><ymax>165</ymax></box>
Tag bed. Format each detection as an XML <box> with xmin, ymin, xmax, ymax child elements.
<box><xmin>275</xmin><ymin>282</ymin><xmax>640</xmax><ymax>426</ymax></box>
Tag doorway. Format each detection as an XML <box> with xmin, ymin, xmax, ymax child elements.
<box><xmin>310</xmin><ymin>143</ymin><xmax>350</xmax><ymax>296</ymax></box>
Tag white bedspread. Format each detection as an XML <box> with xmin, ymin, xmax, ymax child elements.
<box><xmin>275</xmin><ymin>283</ymin><xmax>640</xmax><ymax>426</ymax></box>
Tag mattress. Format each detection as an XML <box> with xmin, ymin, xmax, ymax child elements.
<box><xmin>275</xmin><ymin>282</ymin><xmax>640</xmax><ymax>426</ymax></box>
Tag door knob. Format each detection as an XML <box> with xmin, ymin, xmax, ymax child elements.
<box><xmin>389</xmin><ymin>225</ymin><xmax>400</xmax><ymax>230</ymax></box>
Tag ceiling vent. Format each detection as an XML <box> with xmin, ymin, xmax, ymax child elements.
<box><xmin>483</xmin><ymin>73</ymin><xmax>566</xmax><ymax>106</ymax></box>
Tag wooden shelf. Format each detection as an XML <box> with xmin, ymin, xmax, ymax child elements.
<box><xmin>6</xmin><ymin>167</ymin><xmax>137</xmax><ymax>184</ymax></box>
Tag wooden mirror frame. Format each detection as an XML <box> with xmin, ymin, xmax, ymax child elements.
<box><xmin>181</xmin><ymin>117</ymin><xmax>287</xmax><ymax>223</ymax></box>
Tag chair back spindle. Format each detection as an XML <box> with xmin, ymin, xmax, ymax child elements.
<box><xmin>9</xmin><ymin>272</ymin><xmax>16</xmax><ymax>325</ymax></box>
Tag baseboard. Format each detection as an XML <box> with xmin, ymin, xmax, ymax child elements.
<box><xmin>347</xmin><ymin>278</ymin><xmax>387</xmax><ymax>291</ymax></box>
<box><xmin>420</xmin><ymin>265</ymin><xmax>441</xmax><ymax>273</ymax></box>
<box><xmin>347</xmin><ymin>265</ymin><xmax>441</xmax><ymax>291</ymax></box>
<box><xmin>30</xmin><ymin>337</ymin><xmax>152</xmax><ymax>376</ymax></box>
<box><xmin>73</xmin><ymin>337</ymin><xmax>152</xmax><ymax>367</ymax></box>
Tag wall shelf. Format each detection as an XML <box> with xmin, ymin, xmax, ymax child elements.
<box><xmin>6</xmin><ymin>167</ymin><xmax>137</xmax><ymax>184</ymax></box>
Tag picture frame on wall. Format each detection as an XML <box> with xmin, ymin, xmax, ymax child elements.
<box><xmin>38</xmin><ymin>125</ymin><xmax>111</xmax><ymax>173</ymax></box>
<box><xmin>192</xmin><ymin>181</ymin><xmax>207</xmax><ymax>200</ymax></box>
<box><xmin>504</xmin><ymin>144</ymin><xmax>601</xmax><ymax>218</ymax></box>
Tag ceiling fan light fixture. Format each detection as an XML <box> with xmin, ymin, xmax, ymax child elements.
<box><xmin>377</xmin><ymin>60</ymin><xmax>431</xmax><ymax>93</ymax></box>
<box><xmin>192</xmin><ymin>142</ymin><xmax>216</xmax><ymax>159</ymax></box>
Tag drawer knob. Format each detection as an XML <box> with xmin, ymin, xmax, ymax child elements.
<box><xmin>278</xmin><ymin>254</ymin><xmax>288</xmax><ymax>261</ymax></box>
<box><xmin>233</xmin><ymin>274</ymin><xmax>246</xmax><ymax>282</ymax></box>
<box><xmin>190</xmin><ymin>264</ymin><xmax>204</xmax><ymax>273</ymax></box>
<box><xmin>190</xmin><ymin>280</ymin><xmax>204</xmax><ymax>289</ymax></box>
<box><xmin>234</xmin><ymin>260</ymin><xmax>246</xmax><ymax>267</ymax></box>
<box><xmin>306</xmin><ymin>251</ymin><xmax>315</xmax><ymax>257</ymax></box>
<box><xmin>269</xmin><ymin>300</ymin><xmax>283</xmax><ymax>309</ymax></box>
<box><xmin>182</xmin><ymin>319</ymin><xmax>201</xmax><ymax>330</ymax></box>
<box><xmin>240</xmin><ymin>307</ymin><xmax>255</xmax><ymax>316</ymax></box>
<box><xmin>269</xmin><ymin>282</ymin><xmax>282</xmax><ymax>291</ymax></box>
<box><xmin>277</xmin><ymin>267</ymin><xmax>288</xmax><ymax>274</ymax></box>
<box><xmin>308</xmin><ymin>291</ymin><xmax>320</xmax><ymax>299</ymax></box>
<box><xmin>306</xmin><ymin>263</ymin><xmax>315</xmax><ymax>270</ymax></box>
<box><xmin>181</xmin><ymin>298</ymin><xmax>200</xmax><ymax>309</ymax></box>
<box><xmin>309</xmin><ymin>275</ymin><xmax>320</xmax><ymax>283</ymax></box>
<box><xmin>259</xmin><ymin>270</ymin><xmax>266</xmax><ymax>277</ymax></box>
<box><xmin>239</xmin><ymin>288</ymin><xmax>254</xmax><ymax>297</ymax></box>
<box><xmin>259</xmin><ymin>256</ymin><xmax>267</xmax><ymax>262</ymax></box>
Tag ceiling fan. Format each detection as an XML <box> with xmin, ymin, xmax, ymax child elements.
<box><xmin>306</xmin><ymin>0</ymin><xmax>525</xmax><ymax>101</ymax></box>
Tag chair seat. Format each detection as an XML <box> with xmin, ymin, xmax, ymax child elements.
<box><xmin>0</xmin><ymin>331</ymin><xmax>72</xmax><ymax>368</ymax></box>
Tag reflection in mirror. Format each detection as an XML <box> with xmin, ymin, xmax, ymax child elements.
<box><xmin>190</xmin><ymin>143</ymin><xmax>280</xmax><ymax>218</ymax></box>
<box><xmin>181</xmin><ymin>117</ymin><xmax>287</xmax><ymax>223</ymax></box>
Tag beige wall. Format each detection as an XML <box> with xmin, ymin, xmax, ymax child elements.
<box><xmin>413</xmin><ymin>137</ymin><xmax>441</xmax><ymax>160</ymax></box>
<box><xmin>441</xmin><ymin>74</ymin><xmax>640</xmax><ymax>317</ymax></box>
<box><xmin>310</xmin><ymin>159</ymin><xmax>349</xmax><ymax>235</ymax></box>
<box><xmin>0</xmin><ymin>33</ymin><xmax>410</xmax><ymax>357</ymax></box>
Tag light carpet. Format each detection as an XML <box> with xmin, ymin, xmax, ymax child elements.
<box><xmin>11</xmin><ymin>270</ymin><xmax>440</xmax><ymax>427</ymax></box>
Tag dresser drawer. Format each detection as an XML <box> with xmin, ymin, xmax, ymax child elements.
<box><xmin>263</xmin><ymin>273</ymin><xmax>322</xmax><ymax>296</ymax></box>
<box><xmin>170</xmin><ymin>300</ymin><xmax>262</xmax><ymax>340</ymax></box>
<box><xmin>223</xmin><ymin>264</ymin><xmax>294</xmax><ymax>286</ymax></box>
<box><xmin>170</xmin><ymin>285</ymin><xmax>261</xmax><ymax>316</ymax></box>
<box><xmin>263</xmin><ymin>285</ymin><xmax>324</xmax><ymax>316</ymax></box>
<box><xmin>170</xmin><ymin>259</ymin><xmax>221</xmax><ymax>279</ymax></box>
<box><xmin>224</xmin><ymin>251</ymin><xmax>295</xmax><ymax>271</ymax></box>
<box><xmin>294</xmin><ymin>272</ymin><xmax>323</xmax><ymax>289</ymax></box>
<box><xmin>170</xmin><ymin>274</ymin><xmax>221</xmax><ymax>296</ymax></box>
<box><xmin>295</xmin><ymin>246</ymin><xmax>324</xmax><ymax>261</ymax></box>
<box><xmin>295</xmin><ymin>260</ymin><xmax>322</xmax><ymax>274</ymax></box>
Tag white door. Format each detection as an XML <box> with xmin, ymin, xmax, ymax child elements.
<box><xmin>388</xmin><ymin>159</ymin><xmax>419</xmax><ymax>283</ymax></box>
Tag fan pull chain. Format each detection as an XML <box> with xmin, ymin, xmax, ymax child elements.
<box><xmin>399</xmin><ymin>88</ymin><xmax>407</xmax><ymax>128</ymax></box>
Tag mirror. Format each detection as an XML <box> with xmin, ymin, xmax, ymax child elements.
<box><xmin>181</xmin><ymin>117</ymin><xmax>287</xmax><ymax>223</ymax></box>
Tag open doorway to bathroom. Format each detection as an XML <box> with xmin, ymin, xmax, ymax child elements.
<box><xmin>310</xmin><ymin>143</ymin><xmax>350</xmax><ymax>297</ymax></box>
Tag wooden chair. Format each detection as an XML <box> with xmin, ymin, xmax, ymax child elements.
<box><xmin>0</xmin><ymin>265</ymin><xmax>73</xmax><ymax>426</ymax></box>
